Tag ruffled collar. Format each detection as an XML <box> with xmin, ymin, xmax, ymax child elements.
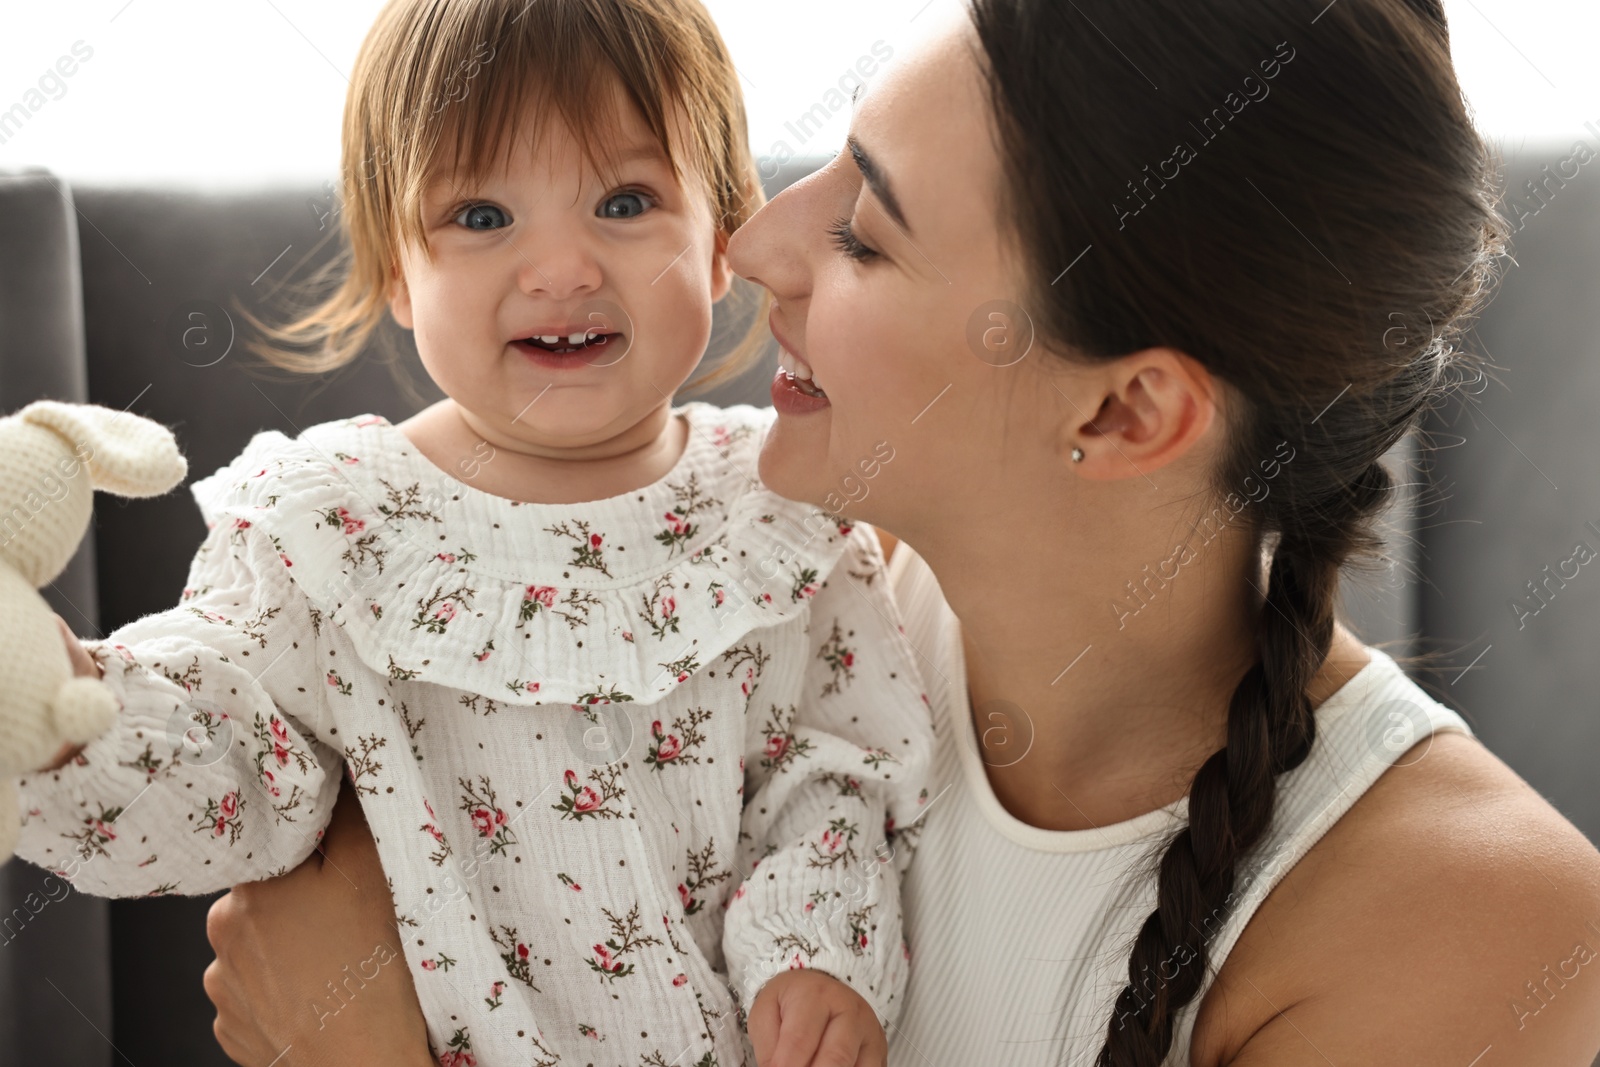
<box><xmin>192</xmin><ymin>402</ymin><xmax>853</xmax><ymax>707</ymax></box>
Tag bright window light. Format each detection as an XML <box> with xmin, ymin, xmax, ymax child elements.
<box><xmin>0</xmin><ymin>0</ymin><xmax>1594</xmax><ymax>187</ymax></box>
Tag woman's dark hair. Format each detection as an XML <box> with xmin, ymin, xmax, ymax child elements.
<box><xmin>964</xmin><ymin>0</ymin><xmax>1508</xmax><ymax>1062</ymax></box>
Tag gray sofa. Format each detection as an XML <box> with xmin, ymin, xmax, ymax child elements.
<box><xmin>1</xmin><ymin>146</ymin><xmax>1595</xmax><ymax>1063</ymax></box>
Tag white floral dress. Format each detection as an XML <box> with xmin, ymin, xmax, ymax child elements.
<box><xmin>14</xmin><ymin>401</ymin><xmax>934</xmax><ymax>1067</ymax></box>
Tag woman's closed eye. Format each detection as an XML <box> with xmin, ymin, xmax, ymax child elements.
<box><xmin>828</xmin><ymin>215</ymin><xmax>880</xmax><ymax>263</ymax></box>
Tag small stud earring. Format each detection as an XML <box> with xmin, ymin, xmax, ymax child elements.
<box><xmin>1071</xmin><ymin>447</ymin><xmax>1085</xmax><ymax>464</ymax></box>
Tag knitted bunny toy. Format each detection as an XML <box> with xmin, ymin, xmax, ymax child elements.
<box><xmin>0</xmin><ymin>401</ymin><xmax>187</xmax><ymax>861</ymax></box>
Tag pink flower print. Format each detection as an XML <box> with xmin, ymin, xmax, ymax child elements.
<box><xmin>421</xmin><ymin>959</ymin><xmax>437</xmax><ymax>972</ymax></box>
<box><xmin>798</xmin><ymin>582</ymin><xmax>818</xmax><ymax>599</ymax></box>
<box><xmin>788</xmin><ymin>953</ymin><xmax>806</xmax><ymax>970</ymax></box>
<box><xmin>650</xmin><ymin>724</ymin><xmax>684</xmax><ymax>763</ymax></box>
<box><xmin>269</xmin><ymin>717</ymin><xmax>289</xmax><ymax>744</ymax></box>
<box><xmin>476</xmin><ymin>649</ymin><xmax>491</xmax><ymax>662</ymax></box>
<box><xmin>804</xmin><ymin>901</ymin><xmax>815</xmax><ymax>913</ymax></box>
<box><xmin>469</xmin><ymin>807</ymin><xmax>495</xmax><ymax>837</ymax></box>
<box><xmin>660</xmin><ymin>596</ymin><xmax>676</xmax><ymax>619</ymax></box>
<box><xmin>563</xmin><ymin>770</ymin><xmax>577</xmax><ymax>790</ymax></box>
<box><xmin>678</xmin><ymin>883</ymin><xmax>693</xmax><ymax>911</ymax></box>
<box><xmin>819</xmin><ymin>828</ymin><xmax>845</xmax><ymax>854</ymax></box>
<box><xmin>261</xmin><ymin>769</ymin><xmax>280</xmax><ymax>798</ymax></box>
<box><xmin>437</xmin><ymin>552</ymin><xmax>457</xmax><ymax>564</ymax></box>
<box><xmin>525</xmin><ymin>585</ymin><xmax>557</xmax><ymax>608</ymax></box>
<box><xmin>424</xmin><ymin>798</ymin><xmax>437</xmax><ymax>820</ymax></box>
<box><xmin>858</xmin><ymin>932</ymin><xmax>869</xmax><ymax>949</ymax></box>
<box><xmin>273</xmin><ymin>743</ymin><xmax>290</xmax><ymax>768</ymax></box>
<box><xmin>590</xmin><ymin>533</ymin><xmax>603</xmax><ymax>549</ymax></box>
<box><xmin>213</xmin><ymin>816</ymin><xmax>227</xmax><ymax>837</ymax></box>
<box><xmin>234</xmin><ymin>519</ymin><xmax>252</xmax><ymax>530</ymax></box>
<box><xmin>326</xmin><ymin>672</ymin><xmax>339</xmax><ymax>687</ymax></box>
<box><xmin>838</xmin><ymin>522</ymin><xmax>854</xmax><ymax>537</ymax></box>
<box><xmin>672</xmin><ymin>973</ymin><xmax>688</xmax><ymax>987</ymax></box>
<box><xmin>92</xmin><ymin>819</ymin><xmax>117</xmax><ymax>841</ymax></box>
<box><xmin>219</xmin><ymin>792</ymin><xmax>238</xmax><ymax>819</ymax></box>
<box><xmin>434</xmin><ymin>602</ymin><xmax>457</xmax><ymax>624</ymax></box>
<box><xmin>336</xmin><ymin>508</ymin><xmax>364</xmax><ymax>535</ymax></box>
<box><xmin>572</xmin><ymin>785</ymin><xmax>602</xmax><ymax>814</ymax></box>
<box><xmin>356</xmin><ymin>416</ymin><xmax>383</xmax><ymax>428</ymax></box>
<box><xmin>424</xmin><ymin>822</ymin><xmax>445</xmax><ymax>845</ymax></box>
<box><xmin>516</xmin><ymin>942</ymin><xmax>530</xmax><ymax>960</ymax></box>
<box><xmin>279</xmin><ymin>553</ymin><xmax>293</xmax><ymax>568</ymax></box>
<box><xmin>761</xmin><ymin>592</ymin><xmax>773</xmax><ymax>604</ymax></box>
<box><xmin>622</xmin><ymin>630</ymin><xmax>634</xmax><ymax>643</ymax></box>
<box><xmin>494</xmin><ymin>808</ymin><xmax>507</xmax><ymax>826</ymax></box>
<box><xmin>664</xmin><ymin>510</ymin><xmax>689</xmax><ymax>536</ymax></box>
<box><xmin>525</xmin><ymin>681</ymin><xmax>540</xmax><ymax>694</ymax></box>
<box><xmin>591</xmin><ymin>943</ymin><xmax>622</xmax><ymax>975</ymax></box>
<box><xmin>764</xmin><ymin>734</ymin><xmax>789</xmax><ymax>762</ymax></box>
<box><xmin>842</xmin><ymin>652</ymin><xmax>856</xmax><ymax>668</ymax></box>
<box><xmin>714</xmin><ymin>587</ymin><xmax>726</xmax><ymax>606</ymax></box>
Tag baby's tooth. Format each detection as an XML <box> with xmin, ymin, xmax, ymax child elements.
<box><xmin>568</xmin><ymin>332</ymin><xmax>588</xmax><ymax>346</ymax></box>
<box><xmin>540</xmin><ymin>335</ymin><xmax>560</xmax><ymax>344</ymax></box>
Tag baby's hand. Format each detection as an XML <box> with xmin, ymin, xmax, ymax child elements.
<box><xmin>34</xmin><ymin>615</ymin><xmax>101</xmax><ymax>772</ymax></box>
<box><xmin>748</xmin><ymin>969</ymin><xmax>887</xmax><ymax>1067</ymax></box>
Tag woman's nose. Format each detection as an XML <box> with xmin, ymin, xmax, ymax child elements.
<box><xmin>728</xmin><ymin>170</ymin><xmax>824</xmax><ymax>302</ymax></box>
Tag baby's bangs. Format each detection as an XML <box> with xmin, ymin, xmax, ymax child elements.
<box><xmin>383</xmin><ymin>0</ymin><xmax>707</xmax><ymax>249</ymax></box>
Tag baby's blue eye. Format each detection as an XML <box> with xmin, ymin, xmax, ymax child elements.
<box><xmin>599</xmin><ymin>192</ymin><xmax>653</xmax><ymax>220</ymax></box>
<box><xmin>455</xmin><ymin>203</ymin><xmax>510</xmax><ymax>230</ymax></box>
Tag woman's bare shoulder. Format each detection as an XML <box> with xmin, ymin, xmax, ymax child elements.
<box><xmin>1193</xmin><ymin>731</ymin><xmax>1600</xmax><ymax>1065</ymax></box>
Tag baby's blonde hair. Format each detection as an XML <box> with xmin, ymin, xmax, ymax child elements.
<box><xmin>239</xmin><ymin>0</ymin><xmax>771</xmax><ymax>396</ymax></box>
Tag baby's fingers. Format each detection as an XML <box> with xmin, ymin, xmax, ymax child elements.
<box><xmin>811</xmin><ymin>1013</ymin><xmax>867</xmax><ymax>1067</ymax></box>
<box><xmin>767</xmin><ymin>1003</ymin><xmax>829</xmax><ymax>1067</ymax></box>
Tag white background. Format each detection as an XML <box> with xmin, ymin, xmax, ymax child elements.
<box><xmin>0</xmin><ymin>0</ymin><xmax>1595</xmax><ymax>188</ymax></box>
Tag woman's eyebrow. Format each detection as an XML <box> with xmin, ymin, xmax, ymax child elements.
<box><xmin>847</xmin><ymin>135</ymin><xmax>913</xmax><ymax>237</ymax></box>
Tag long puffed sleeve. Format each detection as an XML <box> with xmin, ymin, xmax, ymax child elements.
<box><xmin>14</xmin><ymin>515</ymin><xmax>342</xmax><ymax>896</ymax></box>
<box><xmin>722</xmin><ymin>522</ymin><xmax>934</xmax><ymax>1028</ymax></box>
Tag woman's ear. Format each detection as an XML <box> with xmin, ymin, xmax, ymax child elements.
<box><xmin>1067</xmin><ymin>348</ymin><xmax>1217</xmax><ymax>480</ymax></box>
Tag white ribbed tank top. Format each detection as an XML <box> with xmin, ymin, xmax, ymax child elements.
<box><xmin>883</xmin><ymin>541</ymin><xmax>1474</xmax><ymax>1067</ymax></box>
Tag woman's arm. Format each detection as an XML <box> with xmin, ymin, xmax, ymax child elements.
<box><xmin>204</xmin><ymin>775</ymin><xmax>434</xmax><ymax>1067</ymax></box>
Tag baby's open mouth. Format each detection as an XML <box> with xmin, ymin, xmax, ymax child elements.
<box><xmin>518</xmin><ymin>332</ymin><xmax>618</xmax><ymax>356</ymax></box>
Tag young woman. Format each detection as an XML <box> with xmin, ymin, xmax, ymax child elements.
<box><xmin>200</xmin><ymin>0</ymin><xmax>1600</xmax><ymax>1064</ymax></box>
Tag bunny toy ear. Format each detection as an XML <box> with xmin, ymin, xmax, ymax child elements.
<box><xmin>19</xmin><ymin>401</ymin><xmax>187</xmax><ymax>498</ymax></box>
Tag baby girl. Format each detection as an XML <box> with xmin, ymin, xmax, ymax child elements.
<box><xmin>14</xmin><ymin>1</ymin><xmax>932</xmax><ymax>1064</ymax></box>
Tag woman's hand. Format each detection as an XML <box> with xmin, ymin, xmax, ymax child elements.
<box><xmin>203</xmin><ymin>775</ymin><xmax>434</xmax><ymax>1067</ymax></box>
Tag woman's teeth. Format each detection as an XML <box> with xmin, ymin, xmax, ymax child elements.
<box><xmin>778</xmin><ymin>347</ymin><xmax>827</xmax><ymax>397</ymax></box>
